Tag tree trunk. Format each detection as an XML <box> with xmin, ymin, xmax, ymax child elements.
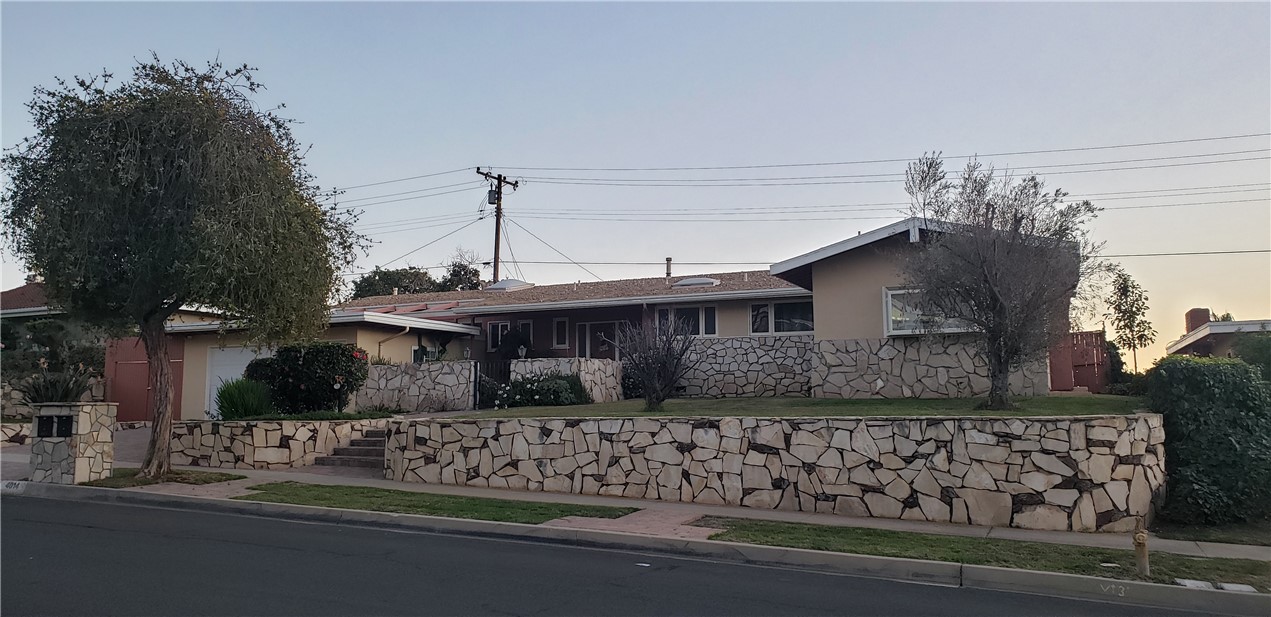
<box><xmin>138</xmin><ymin>317</ymin><xmax>173</xmax><ymax>479</ymax></box>
<box><xmin>1132</xmin><ymin>348</ymin><xmax>1139</xmax><ymax>374</ymax></box>
<box><xmin>983</xmin><ymin>351</ymin><xmax>1013</xmax><ymax>410</ymax></box>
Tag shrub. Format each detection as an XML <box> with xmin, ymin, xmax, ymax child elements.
<box><xmin>477</xmin><ymin>375</ymin><xmax>503</xmax><ymax>409</ymax></box>
<box><xmin>245</xmin><ymin>342</ymin><xmax>369</xmax><ymax>414</ymax></box>
<box><xmin>482</xmin><ymin>373</ymin><xmax>593</xmax><ymax>409</ymax></box>
<box><xmin>213</xmin><ymin>378</ymin><xmax>274</xmax><ymax>420</ymax></box>
<box><xmin>13</xmin><ymin>363</ymin><xmax>95</xmax><ymax>404</ymax></box>
<box><xmin>1105</xmin><ymin>371</ymin><xmax>1149</xmax><ymax>397</ymax></box>
<box><xmin>369</xmin><ymin>355</ymin><xmax>396</xmax><ymax>366</ymax></box>
<box><xmin>1233</xmin><ymin>332</ymin><xmax>1271</xmax><ymax>382</ymax></box>
<box><xmin>1146</xmin><ymin>356</ymin><xmax>1271</xmax><ymax>524</ymax></box>
<box><xmin>620</xmin><ymin>359</ymin><xmax>645</xmax><ymax>400</ymax></box>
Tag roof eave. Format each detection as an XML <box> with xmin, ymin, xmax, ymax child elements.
<box><xmin>451</xmin><ymin>287</ymin><xmax>812</xmax><ymax>315</ymax></box>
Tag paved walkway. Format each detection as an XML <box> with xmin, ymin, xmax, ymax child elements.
<box><xmin>3</xmin><ymin>430</ymin><xmax>1267</xmax><ymax>563</ymax></box>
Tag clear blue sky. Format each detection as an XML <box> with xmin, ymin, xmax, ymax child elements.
<box><xmin>3</xmin><ymin>2</ymin><xmax>1269</xmax><ymax>362</ymax></box>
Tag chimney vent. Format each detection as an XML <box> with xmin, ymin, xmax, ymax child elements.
<box><xmin>1185</xmin><ymin>308</ymin><xmax>1211</xmax><ymax>334</ymax></box>
<box><xmin>392</xmin><ymin>287</ymin><xmax>399</xmax><ymax>296</ymax></box>
<box><xmin>665</xmin><ymin>257</ymin><xmax>672</xmax><ymax>282</ymax></box>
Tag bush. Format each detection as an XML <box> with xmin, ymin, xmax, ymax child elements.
<box><xmin>1146</xmin><ymin>356</ymin><xmax>1271</xmax><ymax>524</ymax></box>
<box><xmin>13</xmin><ymin>364</ymin><xmax>95</xmax><ymax>404</ymax></box>
<box><xmin>482</xmin><ymin>373</ymin><xmax>593</xmax><ymax>409</ymax></box>
<box><xmin>620</xmin><ymin>360</ymin><xmax>644</xmax><ymax>400</ymax></box>
<box><xmin>245</xmin><ymin>342</ymin><xmax>369</xmax><ymax>414</ymax></box>
<box><xmin>1105</xmin><ymin>371</ymin><xmax>1149</xmax><ymax>397</ymax></box>
<box><xmin>1233</xmin><ymin>332</ymin><xmax>1271</xmax><ymax>382</ymax></box>
<box><xmin>213</xmin><ymin>378</ymin><xmax>274</xmax><ymax>420</ymax></box>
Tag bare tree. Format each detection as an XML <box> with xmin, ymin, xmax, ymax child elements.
<box><xmin>902</xmin><ymin>154</ymin><xmax>1106</xmax><ymax>410</ymax></box>
<box><xmin>615</xmin><ymin>317</ymin><xmax>698</xmax><ymax>413</ymax></box>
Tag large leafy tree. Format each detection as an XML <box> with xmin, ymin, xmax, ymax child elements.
<box><xmin>902</xmin><ymin>154</ymin><xmax>1106</xmax><ymax>410</ymax></box>
<box><xmin>2</xmin><ymin>57</ymin><xmax>362</xmax><ymax>478</ymax></box>
<box><xmin>350</xmin><ymin>266</ymin><xmax>438</xmax><ymax>299</ymax></box>
<box><xmin>1104</xmin><ymin>266</ymin><xmax>1156</xmax><ymax>372</ymax></box>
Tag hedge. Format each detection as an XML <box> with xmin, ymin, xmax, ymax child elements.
<box><xmin>245</xmin><ymin>342</ymin><xmax>369</xmax><ymax>414</ymax></box>
<box><xmin>1146</xmin><ymin>355</ymin><xmax>1271</xmax><ymax>524</ymax></box>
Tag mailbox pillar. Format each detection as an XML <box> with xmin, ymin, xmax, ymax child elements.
<box><xmin>30</xmin><ymin>402</ymin><xmax>116</xmax><ymax>484</ymax></box>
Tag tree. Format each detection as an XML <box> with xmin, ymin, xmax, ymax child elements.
<box><xmin>1104</xmin><ymin>266</ymin><xmax>1156</xmax><ymax>373</ymax></box>
<box><xmin>1214</xmin><ymin>311</ymin><xmax>1236</xmax><ymax>322</ymax></box>
<box><xmin>902</xmin><ymin>154</ymin><xmax>1105</xmax><ymax>410</ymax></box>
<box><xmin>438</xmin><ymin>248</ymin><xmax>484</xmax><ymax>291</ymax></box>
<box><xmin>614</xmin><ymin>317</ymin><xmax>698</xmax><ymax>412</ymax></box>
<box><xmin>1233</xmin><ymin>331</ymin><xmax>1271</xmax><ymax>382</ymax></box>
<box><xmin>2</xmin><ymin>57</ymin><xmax>361</xmax><ymax>478</ymax></box>
<box><xmin>350</xmin><ymin>266</ymin><xmax>437</xmax><ymax>299</ymax></box>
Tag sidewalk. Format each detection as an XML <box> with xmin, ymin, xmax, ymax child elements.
<box><xmin>3</xmin><ymin>445</ymin><xmax>1267</xmax><ymax>563</ymax></box>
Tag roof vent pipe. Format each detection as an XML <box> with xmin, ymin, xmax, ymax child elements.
<box><xmin>665</xmin><ymin>257</ymin><xmax>672</xmax><ymax>283</ymax></box>
<box><xmin>392</xmin><ymin>287</ymin><xmax>399</xmax><ymax>296</ymax></box>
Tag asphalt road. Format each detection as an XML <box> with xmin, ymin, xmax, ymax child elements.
<box><xmin>2</xmin><ymin>497</ymin><xmax>1211</xmax><ymax>617</ymax></box>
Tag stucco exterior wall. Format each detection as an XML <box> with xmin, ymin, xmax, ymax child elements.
<box><xmin>809</xmin><ymin>236</ymin><xmax>910</xmax><ymax>341</ymax></box>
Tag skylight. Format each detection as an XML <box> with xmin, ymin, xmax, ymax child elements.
<box><xmin>672</xmin><ymin>277</ymin><xmax>721</xmax><ymax>288</ymax></box>
<box><xmin>487</xmin><ymin>278</ymin><xmax>535</xmax><ymax>292</ymax></box>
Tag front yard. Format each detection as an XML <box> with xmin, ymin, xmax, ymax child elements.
<box><xmin>459</xmin><ymin>394</ymin><xmax>1143</xmax><ymax>419</ymax></box>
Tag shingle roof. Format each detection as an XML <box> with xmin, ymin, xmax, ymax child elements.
<box><xmin>0</xmin><ymin>282</ymin><xmax>49</xmax><ymax>310</ymax></box>
<box><xmin>338</xmin><ymin>270</ymin><xmax>805</xmax><ymax>311</ymax></box>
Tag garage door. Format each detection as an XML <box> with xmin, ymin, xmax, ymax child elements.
<box><xmin>206</xmin><ymin>346</ymin><xmax>271</xmax><ymax>419</ymax></box>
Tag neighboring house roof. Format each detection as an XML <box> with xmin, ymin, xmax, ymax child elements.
<box><xmin>337</xmin><ymin>270</ymin><xmax>808</xmax><ymax>316</ymax></box>
<box><xmin>166</xmin><ymin>309</ymin><xmax>482</xmax><ymax>336</ymax></box>
<box><xmin>1165</xmin><ymin>319</ymin><xmax>1271</xmax><ymax>355</ymax></box>
<box><xmin>770</xmin><ymin>218</ymin><xmax>927</xmax><ymax>289</ymax></box>
<box><xmin>0</xmin><ymin>282</ymin><xmax>55</xmax><ymax>317</ymax></box>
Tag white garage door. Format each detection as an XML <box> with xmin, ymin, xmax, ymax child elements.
<box><xmin>206</xmin><ymin>346</ymin><xmax>271</xmax><ymax>419</ymax></box>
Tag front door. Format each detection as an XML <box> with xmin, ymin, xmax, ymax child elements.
<box><xmin>589</xmin><ymin>323</ymin><xmax>618</xmax><ymax>360</ymax></box>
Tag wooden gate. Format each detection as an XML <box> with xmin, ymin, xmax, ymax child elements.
<box><xmin>104</xmin><ymin>336</ymin><xmax>185</xmax><ymax>422</ymax></box>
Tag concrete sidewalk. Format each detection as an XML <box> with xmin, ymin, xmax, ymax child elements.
<box><xmin>3</xmin><ymin>444</ymin><xmax>1267</xmax><ymax>563</ymax></box>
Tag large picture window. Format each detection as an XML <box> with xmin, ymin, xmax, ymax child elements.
<box><xmin>885</xmin><ymin>289</ymin><xmax>971</xmax><ymax>336</ymax></box>
<box><xmin>657</xmin><ymin>305</ymin><xmax>716</xmax><ymax>336</ymax></box>
<box><xmin>750</xmin><ymin>301</ymin><xmax>813</xmax><ymax>334</ymax></box>
<box><xmin>487</xmin><ymin>321</ymin><xmax>511</xmax><ymax>351</ymax></box>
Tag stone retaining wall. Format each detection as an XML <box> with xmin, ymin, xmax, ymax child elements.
<box><xmin>511</xmin><ymin>358</ymin><xmax>623</xmax><ymax>403</ymax></box>
<box><xmin>2</xmin><ymin>423</ymin><xmax>31</xmax><ymax>444</ymax></box>
<box><xmin>355</xmin><ymin>361</ymin><xmax>475</xmax><ymax>412</ymax></box>
<box><xmin>386</xmin><ymin>413</ymin><xmax>1164</xmax><ymax>532</ymax></box>
<box><xmin>813</xmin><ymin>337</ymin><xmax>1049</xmax><ymax>399</ymax></box>
<box><xmin>171</xmin><ymin>418</ymin><xmax>387</xmax><ymax>469</ymax></box>
<box><xmin>679</xmin><ymin>335</ymin><xmax>814</xmax><ymax>397</ymax></box>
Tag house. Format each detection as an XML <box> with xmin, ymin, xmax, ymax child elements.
<box><xmin>1165</xmin><ymin>307</ymin><xmax>1271</xmax><ymax>357</ymax></box>
<box><xmin>342</xmin><ymin>217</ymin><xmax>1050</xmax><ymax>400</ymax></box>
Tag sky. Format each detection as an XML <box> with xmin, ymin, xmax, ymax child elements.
<box><xmin>2</xmin><ymin>1</ymin><xmax>1269</xmax><ymax>365</ymax></box>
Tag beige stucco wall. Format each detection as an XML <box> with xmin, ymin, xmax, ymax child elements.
<box><xmin>809</xmin><ymin>236</ymin><xmax>910</xmax><ymax>340</ymax></box>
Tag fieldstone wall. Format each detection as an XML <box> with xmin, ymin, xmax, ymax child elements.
<box><xmin>679</xmin><ymin>335</ymin><xmax>814</xmax><ymax>398</ymax></box>
<box><xmin>170</xmin><ymin>418</ymin><xmax>387</xmax><ymax>469</ymax></box>
<box><xmin>2</xmin><ymin>423</ymin><xmax>30</xmax><ymax>444</ymax></box>
<box><xmin>386</xmin><ymin>413</ymin><xmax>1164</xmax><ymax>532</ymax></box>
<box><xmin>355</xmin><ymin>361</ymin><xmax>476</xmax><ymax>412</ymax></box>
<box><xmin>2</xmin><ymin>378</ymin><xmax>105</xmax><ymax>420</ymax></box>
<box><xmin>511</xmin><ymin>358</ymin><xmax>623</xmax><ymax>403</ymax></box>
<box><xmin>30</xmin><ymin>403</ymin><xmax>116</xmax><ymax>484</ymax></box>
<box><xmin>813</xmin><ymin>337</ymin><xmax>1049</xmax><ymax>399</ymax></box>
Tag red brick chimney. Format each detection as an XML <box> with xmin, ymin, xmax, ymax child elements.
<box><xmin>1185</xmin><ymin>308</ymin><xmax>1211</xmax><ymax>334</ymax></box>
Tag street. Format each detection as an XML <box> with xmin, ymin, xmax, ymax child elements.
<box><xmin>1</xmin><ymin>497</ymin><xmax>1211</xmax><ymax>617</ymax></box>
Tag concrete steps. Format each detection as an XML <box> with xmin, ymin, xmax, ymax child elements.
<box><xmin>314</xmin><ymin>431</ymin><xmax>385</xmax><ymax>468</ymax></box>
<box><xmin>331</xmin><ymin>446</ymin><xmax>382</xmax><ymax>457</ymax></box>
<box><xmin>314</xmin><ymin>455</ymin><xmax>382</xmax><ymax>468</ymax></box>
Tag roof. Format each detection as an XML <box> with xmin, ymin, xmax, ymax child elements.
<box><xmin>337</xmin><ymin>270</ymin><xmax>808</xmax><ymax>316</ymax></box>
<box><xmin>166</xmin><ymin>310</ymin><xmax>482</xmax><ymax>336</ymax></box>
<box><xmin>0</xmin><ymin>282</ymin><xmax>51</xmax><ymax>315</ymax></box>
<box><xmin>1165</xmin><ymin>319</ymin><xmax>1271</xmax><ymax>355</ymax></box>
<box><xmin>770</xmin><ymin>218</ymin><xmax>927</xmax><ymax>289</ymax></box>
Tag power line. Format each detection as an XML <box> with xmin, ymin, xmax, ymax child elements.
<box><xmin>505</xmin><ymin>218</ymin><xmax>603</xmax><ymax>281</ymax></box>
<box><xmin>337</xmin><ymin>186</ymin><xmax>485</xmax><ymax>210</ymax></box>
<box><xmin>380</xmin><ymin>218</ymin><xmax>485</xmax><ymax>267</ymax></box>
<box><xmin>329</xmin><ymin>180</ymin><xmax>484</xmax><ymax>204</ymax></box>
<box><xmin>491</xmin><ymin>132</ymin><xmax>1271</xmax><ymax>172</ymax></box>
<box><xmin>336</xmin><ymin>167</ymin><xmax>473</xmax><ymax>191</ymax></box>
<box><xmin>1104</xmin><ymin>249</ymin><xmax>1270</xmax><ymax>258</ymax></box>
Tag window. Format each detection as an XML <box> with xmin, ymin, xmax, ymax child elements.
<box><xmin>412</xmin><ymin>346</ymin><xmax>437</xmax><ymax>363</ymax></box>
<box><xmin>487</xmin><ymin>321</ymin><xmax>511</xmax><ymax>351</ymax></box>
<box><xmin>517</xmin><ymin>320</ymin><xmax>533</xmax><ymax>345</ymax></box>
<box><xmin>658</xmin><ymin>305</ymin><xmax>717</xmax><ymax>336</ymax></box>
<box><xmin>552</xmin><ymin>318</ymin><xmax>569</xmax><ymax>349</ymax></box>
<box><xmin>885</xmin><ymin>289</ymin><xmax>970</xmax><ymax>336</ymax></box>
<box><xmin>750</xmin><ymin>301</ymin><xmax>814</xmax><ymax>334</ymax></box>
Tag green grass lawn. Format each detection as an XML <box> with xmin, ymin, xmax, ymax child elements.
<box><xmin>228</xmin><ymin>410</ymin><xmax>396</xmax><ymax>422</ymax></box>
<box><xmin>698</xmin><ymin>517</ymin><xmax>1271</xmax><ymax>590</ymax></box>
<box><xmin>1153</xmin><ymin>518</ymin><xmax>1271</xmax><ymax>547</ymax></box>
<box><xmin>459</xmin><ymin>395</ymin><xmax>1144</xmax><ymax>419</ymax></box>
<box><xmin>233</xmin><ymin>481</ymin><xmax>638</xmax><ymax>524</ymax></box>
<box><xmin>82</xmin><ymin>467</ymin><xmax>246</xmax><ymax>488</ymax></box>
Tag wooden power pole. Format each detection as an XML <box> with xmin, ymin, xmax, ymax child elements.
<box><xmin>476</xmin><ymin>168</ymin><xmax>519</xmax><ymax>282</ymax></box>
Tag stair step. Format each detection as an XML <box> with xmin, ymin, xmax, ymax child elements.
<box><xmin>333</xmin><ymin>446</ymin><xmax>382</xmax><ymax>457</ymax></box>
<box><xmin>349</xmin><ymin>438</ymin><xmax>386</xmax><ymax>448</ymax></box>
<box><xmin>314</xmin><ymin>456</ymin><xmax>382</xmax><ymax>468</ymax></box>
<box><xmin>361</xmin><ymin>429</ymin><xmax>387</xmax><ymax>439</ymax></box>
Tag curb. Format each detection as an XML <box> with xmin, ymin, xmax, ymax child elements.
<box><xmin>4</xmin><ymin>480</ymin><xmax>1268</xmax><ymax>617</ymax></box>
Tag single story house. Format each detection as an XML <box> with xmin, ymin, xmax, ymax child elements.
<box><xmin>1165</xmin><ymin>307</ymin><xmax>1271</xmax><ymax>357</ymax></box>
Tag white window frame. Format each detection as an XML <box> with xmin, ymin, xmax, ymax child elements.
<box><xmin>656</xmin><ymin>304</ymin><xmax>718</xmax><ymax>337</ymax></box>
<box><xmin>486</xmin><ymin>321</ymin><xmax>511</xmax><ymax>352</ymax></box>
<box><xmin>551</xmin><ymin>317</ymin><xmax>569</xmax><ymax>349</ymax></box>
<box><xmin>883</xmin><ymin>288</ymin><xmax>972</xmax><ymax>337</ymax></box>
<box><xmin>749</xmin><ymin>300</ymin><xmax>814</xmax><ymax>335</ymax></box>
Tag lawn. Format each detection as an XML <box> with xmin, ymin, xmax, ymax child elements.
<box><xmin>698</xmin><ymin>517</ymin><xmax>1271</xmax><ymax>590</ymax></box>
<box><xmin>233</xmin><ymin>481</ymin><xmax>638</xmax><ymax>525</ymax></box>
<box><xmin>459</xmin><ymin>395</ymin><xmax>1144</xmax><ymax>419</ymax></box>
<box><xmin>228</xmin><ymin>410</ymin><xmax>396</xmax><ymax>422</ymax></box>
<box><xmin>1153</xmin><ymin>518</ymin><xmax>1271</xmax><ymax>547</ymax></box>
<box><xmin>82</xmin><ymin>467</ymin><xmax>246</xmax><ymax>488</ymax></box>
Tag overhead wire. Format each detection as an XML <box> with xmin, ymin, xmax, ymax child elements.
<box><xmin>380</xmin><ymin>218</ymin><xmax>485</xmax><ymax>267</ymax></box>
<box><xmin>505</xmin><ymin>218</ymin><xmax>604</xmax><ymax>281</ymax></box>
<box><xmin>335</xmin><ymin>167</ymin><xmax>473</xmax><ymax>191</ymax></box>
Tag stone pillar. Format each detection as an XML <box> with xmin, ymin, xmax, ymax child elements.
<box><xmin>29</xmin><ymin>402</ymin><xmax>116</xmax><ymax>484</ymax></box>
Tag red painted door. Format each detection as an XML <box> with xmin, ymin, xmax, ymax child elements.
<box><xmin>105</xmin><ymin>336</ymin><xmax>184</xmax><ymax>422</ymax></box>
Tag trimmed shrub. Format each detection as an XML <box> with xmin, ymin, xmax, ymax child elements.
<box><xmin>483</xmin><ymin>373</ymin><xmax>593</xmax><ymax>409</ymax></box>
<box><xmin>1233</xmin><ymin>332</ymin><xmax>1271</xmax><ymax>382</ymax></box>
<box><xmin>1146</xmin><ymin>356</ymin><xmax>1271</xmax><ymax>524</ymax></box>
<box><xmin>1105</xmin><ymin>371</ymin><xmax>1149</xmax><ymax>397</ymax></box>
<box><xmin>213</xmin><ymin>378</ymin><xmax>274</xmax><ymax>420</ymax></box>
<box><xmin>245</xmin><ymin>342</ymin><xmax>369</xmax><ymax>414</ymax></box>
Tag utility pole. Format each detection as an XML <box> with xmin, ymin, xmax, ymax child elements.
<box><xmin>476</xmin><ymin>167</ymin><xmax>519</xmax><ymax>282</ymax></box>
